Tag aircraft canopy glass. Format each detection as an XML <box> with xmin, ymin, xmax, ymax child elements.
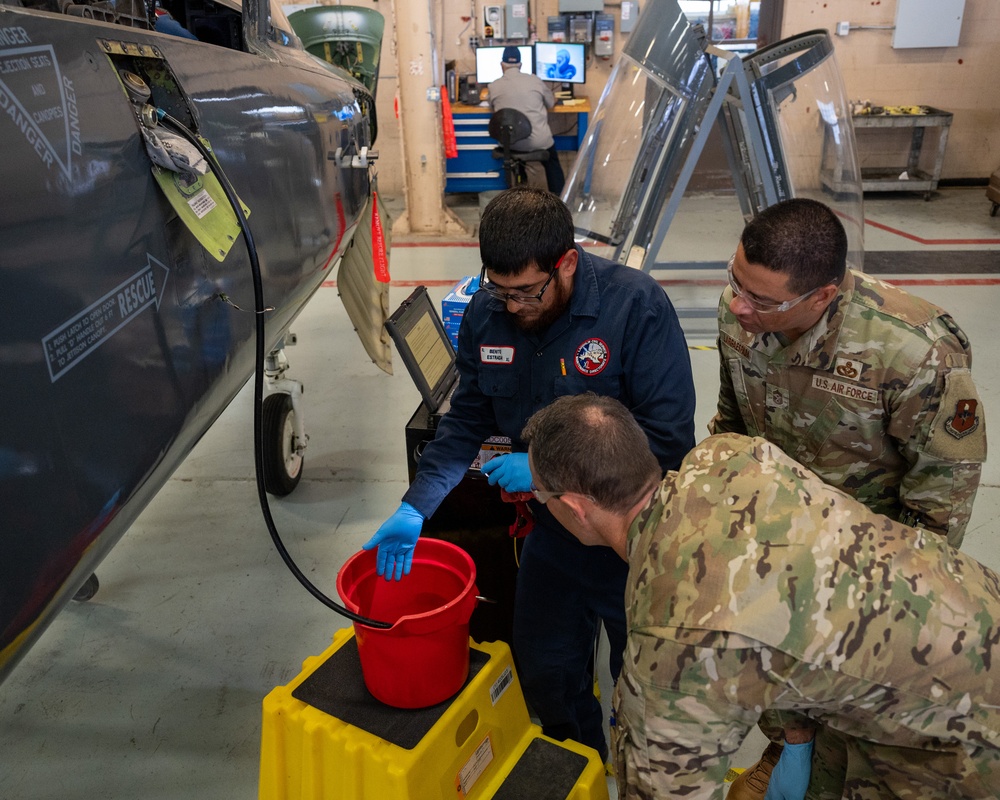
<box><xmin>562</xmin><ymin>5</ymin><xmax>864</xmax><ymax>271</ymax></box>
<box><xmin>746</xmin><ymin>33</ymin><xmax>865</xmax><ymax>266</ymax></box>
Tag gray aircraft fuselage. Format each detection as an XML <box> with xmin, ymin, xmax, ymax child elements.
<box><xmin>0</xmin><ymin>0</ymin><xmax>376</xmax><ymax>682</ymax></box>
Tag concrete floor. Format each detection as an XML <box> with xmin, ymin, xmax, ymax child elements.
<box><xmin>1</xmin><ymin>187</ymin><xmax>998</xmax><ymax>800</ymax></box>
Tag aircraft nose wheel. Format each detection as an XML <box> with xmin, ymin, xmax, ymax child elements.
<box><xmin>72</xmin><ymin>573</ymin><xmax>100</xmax><ymax>602</ymax></box>
<box><xmin>262</xmin><ymin>392</ymin><xmax>304</xmax><ymax>496</ymax></box>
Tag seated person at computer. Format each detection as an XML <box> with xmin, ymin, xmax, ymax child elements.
<box><xmin>487</xmin><ymin>46</ymin><xmax>565</xmax><ymax>194</ymax></box>
<box><xmin>544</xmin><ymin>49</ymin><xmax>577</xmax><ymax>81</ymax></box>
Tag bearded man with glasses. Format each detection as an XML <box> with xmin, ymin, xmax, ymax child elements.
<box><xmin>365</xmin><ymin>186</ymin><xmax>696</xmax><ymax>764</ymax></box>
<box><xmin>713</xmin><ymin>198</ymin><xmax>987</xmax><ymax>800</ymax></box>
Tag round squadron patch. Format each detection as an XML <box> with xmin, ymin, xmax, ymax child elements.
<box><xmin>574</xmin><ymin>338</ymin><xmax>609</xmax><ymax>376</ymax></box>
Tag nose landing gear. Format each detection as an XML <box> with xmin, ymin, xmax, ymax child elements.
<box><xmin>262</xmin><ymin>391</ymin><xmax>303</xmax><ymax>496</ymax></box>
<box><xmin>261</xmin><ymin>338</ymin><xmax>307</xmax><ymax>497</ymax></box>
<box><xmin>72</xmin><ymin>573</ymin><xmax>100</xmax><ymax>602</ymax></box>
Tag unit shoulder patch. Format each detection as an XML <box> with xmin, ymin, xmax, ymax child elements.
<box><xmin>945</xmin><ymin>399</ymin><xmax>980</xmax><ymax>440</ymax></box>
<box><xmin>925</xmin><ymin>368</ymin><xmax>987</xmax><ymax>462</ymax></box>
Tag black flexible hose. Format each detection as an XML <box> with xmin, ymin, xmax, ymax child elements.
<box><xmin>157</xmin><ymin>109</ymin><xmax>392</xmax><ymax>629</ymax></box>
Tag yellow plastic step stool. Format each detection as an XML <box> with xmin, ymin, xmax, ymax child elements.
<box><xmin>259</xmin><ymin>627</ymin><xmax>609</xmax><ymax>800</ymax></box>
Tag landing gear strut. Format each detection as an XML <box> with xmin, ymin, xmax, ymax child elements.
<box><xmin>262</xmin><ymin>336</ymin><xmax>307</xmax><ymax>496</ymax></box>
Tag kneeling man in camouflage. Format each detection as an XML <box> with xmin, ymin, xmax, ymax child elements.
<box><xmin>522</xmin><ymin>393</ymin><xmax>1000</xmax><ymax>800</ymax></box>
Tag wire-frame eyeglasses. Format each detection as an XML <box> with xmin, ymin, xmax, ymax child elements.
<box><xmin>727</xmin><ymin>254</ymin><xmax>822</xmax><ymax>314</ymax></box>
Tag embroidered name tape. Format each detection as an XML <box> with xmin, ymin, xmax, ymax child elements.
<box><xmin>722</xmin><ymin>332</ymin><xmax>751</xmax><ymax>360</ymax></box>
<box><xmin>812</xmin><ymin>374</ymin><xmax>879</xmax><ymax>403</ymax></box>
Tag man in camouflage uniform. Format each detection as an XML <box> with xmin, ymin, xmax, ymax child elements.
<box><xmin>712</xmin><ymin>197</ymin><xmax>986</xmax><ymax>546</ymax></box>
<box><xmin>521</xmin><ymin>394</ymin><xmax>1000</xmax><ymax>800</ymax></box>
<box><xmin>713</xmin><ymin>197</ymin><xmax>988</xmax><ymax>799</ymax></box>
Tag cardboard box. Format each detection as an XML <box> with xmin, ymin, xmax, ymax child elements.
<box><xmin>442</xmin><ymin>275</ymin><xmax>480</xmax><ymax>350</ymax></box>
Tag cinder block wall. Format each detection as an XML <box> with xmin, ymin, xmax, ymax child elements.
<box><xmin>783</xmin><ymin>0</ymin><xmax>1000</xmax><ymax>180</ymax></box>
<box><xmin>281</xmin><ymin>0</ymin><xmax>1000</xmax><ymax>195</ymax></box>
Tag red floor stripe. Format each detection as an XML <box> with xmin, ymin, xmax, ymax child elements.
<box><xmin>322</xmin><ymin>279</ymin><xmax>470</xmax><ymax>288</ymax></box>
<box><xmin>655</xmin><ymin>278</ymin><xmax>1000</xmax><ymax>287</ymax></box>
<box><xmin>396</xmin><ymin>225</ymin><xmax>1000</xmax><ymax>248</ymax></box>
<box><xmin>391</xmin><ymin>240</ymin><xmax>613</xmax><ymax>249</ymax></box>
<box><xmin>876</xmin><ymin>278</ymin><xmax>1000</xmax><ymax>286</ymax></box>
<box><xmin>394</xmin><ymin>241</ymin><xmax>480</xmax><ymax>248</ymax></box>
<box><xmin>393</xmin><ymin>220</ymin><xmax>1000</xmax><ymax>247</ymax></box>
<box><xmin>657</xmin><ymin>275</ymin><xmax>1000</xmax><ymax>286</ymax></box>
<box><xmin>322</xmin><ymin>277</ymin><xmax>1000</xmax><ymax>289</ymax></box>
<box><xmin>865</xmin><ymin>218</ymin><xmax>1000</xmax><ymax>246</ymax></box>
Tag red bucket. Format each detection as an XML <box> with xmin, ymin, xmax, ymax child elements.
<box><xmin>336</xmin><ymin>538</ymin><xmax>479</xmax><ymax>708</ymax></box>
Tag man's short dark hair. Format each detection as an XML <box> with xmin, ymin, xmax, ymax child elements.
<box><xmin>522</xmin><ymin>393</ymin><xmax>661</xmax><ymax>514</ymax></box>
<box><xmin>480</xmin><ymin>187</ymin><xmax>575</xmax><ymax>276</ymax></box>
<box><xmin>740</xmin><ymin>198</ymin><xmax>848</xmax><ymax>293</ymax></box>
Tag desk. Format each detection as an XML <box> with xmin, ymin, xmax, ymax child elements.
<box><xmin>446</xmin><ymin>100</ymin><xmax>591</xmax><ymax>193</ymax></box>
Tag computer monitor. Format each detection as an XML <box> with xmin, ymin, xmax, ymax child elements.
<box><xmin>474</xmin><ymin>45</ymin><xmax>535</xmax><ymax>85</ymax></box>
<box><xmin>534</xmin><ymin>41</ymin><xmax>586</xmax><ymax>85</ymax></box>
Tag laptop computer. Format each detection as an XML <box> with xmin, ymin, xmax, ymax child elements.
<box><xmin>385</xmin><ymin>286</ymin><xmax>511</xmax><ymax>470</ymax></box>
<box><xmin>384</xmin><ymin>286</ymin><xmax>460</xmax><ymax>425</ymax></box>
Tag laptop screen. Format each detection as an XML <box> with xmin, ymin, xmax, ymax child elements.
<box><xmin>384</xmin><ymin>286</ymin><xmax>460</xmax><ymax>412</ymax></box>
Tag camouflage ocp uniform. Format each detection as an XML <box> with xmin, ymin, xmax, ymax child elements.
<box><xmin>611</xmin><ymin>433</ymin><xmax>1000</xmax><ymax>800</ymax></box>
<box><xmin>711</xmin><ymin>269</ymin><xmax>986</xmax><ymax>546</ymax></box>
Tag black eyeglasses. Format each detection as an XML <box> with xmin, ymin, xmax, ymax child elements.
<box><xmin>479</xmin><ymin>252</ymin><xmax>569</xmax><ymax>305</ymax></box>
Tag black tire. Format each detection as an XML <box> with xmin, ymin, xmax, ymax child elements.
<box><xmin>991</xmin><ymin>202</ymin><xmax>998</xmax><ymax>218</ymax></box>
<box><xmin>262</xmin><ymin>393</ymin><xmax>303</xmax><ymax>496</ymax></box>
<box><xmin>73</xmin><ymin>573</ymin><xmax>99</xmax><ymax>602</ymax></box>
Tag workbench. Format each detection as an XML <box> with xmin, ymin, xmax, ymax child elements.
<box><xmin>822</xmin><ymin>106</ymin><xmax>953</xmax><ymax>200</ymax></box>
<box><xmin>445</xmin><ymin>99</ymin><xmax>591</xmax><ymax>193</ymax></box>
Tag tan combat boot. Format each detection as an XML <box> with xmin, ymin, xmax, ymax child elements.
<box><xmin>727</xmin><ymin>741</ymin><xmax>783</xmax><ymax>799</ymax></box>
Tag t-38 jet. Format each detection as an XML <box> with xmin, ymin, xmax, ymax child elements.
<box><xmin>0</xmin><ymin>0</ymin><xmax>389</xmax><ymax>684</ymax></box>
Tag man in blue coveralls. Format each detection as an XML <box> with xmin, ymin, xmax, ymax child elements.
<box><xmin>364</xmin><ymin>187</ymin><xmax>695</xmax><ymax>762</ymax></box>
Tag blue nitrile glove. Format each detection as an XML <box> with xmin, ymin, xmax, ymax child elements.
<box><xmin>154</xmin><ymin>12</ymin><xmax>199</xmax><ymax>39</ymax></box>
<box><xmin>362</xmin><ymin>502</ymin><xmax>424</xmax><ymax>581</ymax></box>
<box><xmin>763</xmin><ymin>740</ymin><xmax>813</xmax><ymax>800</ymax></box>
<box><xmin>480</xmin><ymin>452</ymin><xmax>533</xmax><ymax>493</ymax></box>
